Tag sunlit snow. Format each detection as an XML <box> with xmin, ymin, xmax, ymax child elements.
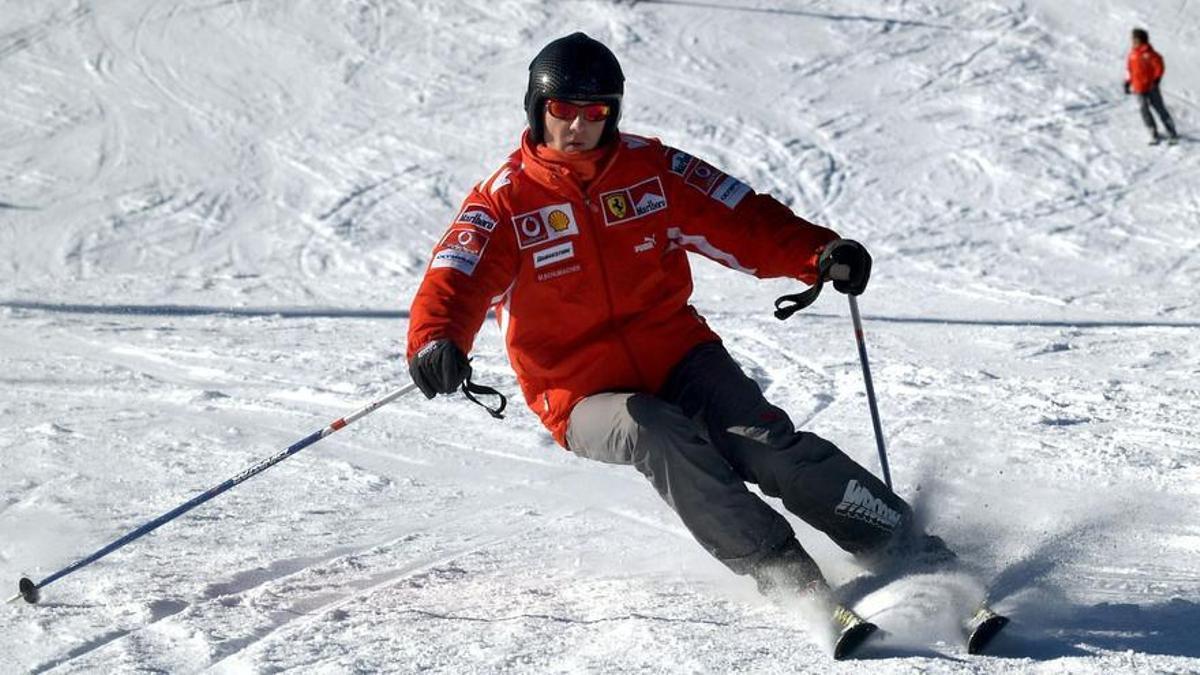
<box><xmin>2</xmin><ymin>0</ymin><xmax>1198</xmax><ymax>672</ymax></box>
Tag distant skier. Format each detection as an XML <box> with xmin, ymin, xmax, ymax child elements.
<box><xmin>406</xmin><ymin>32</ymin><xmax>951</xmax><ymax>617</ymax></box>
<box><xmin>1124</xmin><ymin>28</ymin><xmax>1179</xmax><ymax>145</ymax></box>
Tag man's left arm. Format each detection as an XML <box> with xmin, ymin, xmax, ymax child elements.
<box><xmin>661</xmin><ymin>150</ymin><xmax>840</xmax><ymax>284</ymax></box>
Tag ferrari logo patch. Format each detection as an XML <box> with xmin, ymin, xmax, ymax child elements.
<box><xmin>605</xmin><ymin>194</ymin><xmax>628</xmax><ymax>220</ymax></box>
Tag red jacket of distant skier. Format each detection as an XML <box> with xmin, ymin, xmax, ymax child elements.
<box><xmin>407</xmin><ymin>131</ymin><xmax>839</xmax><ymax>447</ymax></box>
<box><xmin>1127</xmin><ymin>43</ymin><xmax>1165</xmax><ymax>94</ymax></box>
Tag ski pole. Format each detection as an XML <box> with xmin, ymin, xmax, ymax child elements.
<box><xmin>844</xmin><ymin>293</ymin><xmax>892</xmax><ymax>489</ymax></box>
<box><xmin>824</xmin><ymin>263</ymin><xmax>892</xmax><ymax>488</ymax></box>
<box><xmin>775</xmin><ymin>262</ymin><xmax>892</xmax><ymax>487</ymax></box>
<box><xmin>7</xmin><ymin>382</ymin><xmax>419</xmax><ymax>605</ymax></box>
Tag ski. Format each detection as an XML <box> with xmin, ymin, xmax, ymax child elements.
<box><xmin>964</xmin><ymin>604</ymin><xmax>1009</xmax><ymax>655</ymax></box>
<box><xmin>831</xmin><ymin>603</ymin><xmax>879</xmax><ymax>660</ymax></box>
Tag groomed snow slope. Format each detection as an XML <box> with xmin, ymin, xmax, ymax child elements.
<box><xmin>1</xmin><ymin>1</ymin><xmax>1198</xmax><ymax>672</ymax></box>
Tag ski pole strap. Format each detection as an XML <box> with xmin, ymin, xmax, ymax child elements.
<box><xmin>773</xmin><ymin>257</ymin><xmax>852</xmax><ymax>321</ymax></box>
<box><xmin>774</xmin><ymin>279</ymin><xmax>826</xmax><ymax>320</ymax></box>
<box><xmin>462</xmin><ymin>375</ymin><xmax>507</xmax><ymax>419</ymax></box>
<box><xmin>775</xmin><ymin>254</ymin><xmax>833</xmax><ymax>320</ymax></box>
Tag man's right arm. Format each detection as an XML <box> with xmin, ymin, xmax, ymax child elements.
<box><xmin>407</xmin><ymin>186</ymin><xmax>519</xmax><ymax>386</ymax></box>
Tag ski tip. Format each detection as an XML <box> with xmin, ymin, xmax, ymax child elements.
<box><xmin>833</xmin><ymin>620</ymin><xmax>878</xmax><ymax>660</ymax></box>
<box><xmin>17</xmin><ymin>578</ymin><xmax>40</xmax><ymax>605</ymax></box>
<box><xmin>967</xmin><ymin>613</ymin><xmax>1009</xmax><ymax>654</ymax></box>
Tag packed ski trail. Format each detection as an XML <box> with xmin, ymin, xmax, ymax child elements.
<box><xmin>2</xmin><ymin>0</ymin><xmax>1199</xmax><ymax>672</ymax></box>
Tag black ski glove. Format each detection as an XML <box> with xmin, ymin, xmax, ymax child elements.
<box><xmin>1123</xmin><ymin>80</ymin><xmax>1131</xmax><ymax>95</ymax></box>
<box><xmin>819</xmin><ymin>239</ymin><xmax>872</xmax><ymax>296</ymax></box>
<box><xmin>408</xmin><ymin>339</ymin><xmax>471</xmax><ymax>399</ymax></box>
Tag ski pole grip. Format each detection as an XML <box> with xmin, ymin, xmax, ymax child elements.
<box><xmin>828</xmin><ymin>263</ymin><xmax>851</xmax><ymax>282</ymax></box>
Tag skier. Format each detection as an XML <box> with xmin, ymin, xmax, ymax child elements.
<box><xmin>406</xmin><ymin>32</ymin><xmax>950</xmax><ymax>626</ymax></box>
<box><xmin>1124</xmin><ymin>28</ymin><xmax>1179</xmax><ymax>145</ymax></box>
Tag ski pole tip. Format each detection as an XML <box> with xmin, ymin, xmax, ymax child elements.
<box><xmin>16</xmin><ymin>578</ymin><xmax>39</xmax><ymax>604</ymax></box>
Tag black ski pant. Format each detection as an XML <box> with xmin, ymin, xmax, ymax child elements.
<box><xmin>566</xmin><ymin>341</ymin><xmax>911</xmax><ymax>577</ymax></box>
<box><xmin>1139</xmin><ymin>86</ymin><xmax>1178</xmax><ymax>140</ymax></box>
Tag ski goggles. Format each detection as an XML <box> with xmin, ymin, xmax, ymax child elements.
<box><xmin>545</xmin><ymin>99</ymin><xmax>612</xmax><ymax>122</ymax></box>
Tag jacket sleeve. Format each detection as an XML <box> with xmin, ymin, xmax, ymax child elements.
<box><xmin>406</xmin><ymin>185</ymin><xmax>519</xmax><ymax>359</ymax></box>
<box><xmin>658</xmin><ymin>146</ymin><xmax>840</xmax><ymax>285</ymax></box>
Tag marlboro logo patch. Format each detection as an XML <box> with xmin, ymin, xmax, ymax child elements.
<box><xmin>454</xmin><ymin>204</ymin><xmax>497</xmax><ymax>231</ymax></box>
<box><xmin>600</xmin><ymin>176</ymin><xmax>668</xmax><ymax>226</ymax></box>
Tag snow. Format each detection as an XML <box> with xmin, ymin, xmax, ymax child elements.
<box><xmin>2</xmin><ymin>0</ymin><xmax>1199</xmax><ymax>672</ymax></box>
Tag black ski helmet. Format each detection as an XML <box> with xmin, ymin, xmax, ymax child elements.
<box><xmin>524</xmin><ymin>32</ymin><xmax>625</xmax><ymax>145</ymax></box>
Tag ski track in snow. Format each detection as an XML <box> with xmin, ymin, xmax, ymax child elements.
<box><xmin>3</xmin><ymin>0</ymin><xmax>1200</xmax><ymax>672</ymax></box>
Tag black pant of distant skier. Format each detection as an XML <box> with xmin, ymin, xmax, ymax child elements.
<box><xmin>566</xmin><ymin>341</ymin><xmax>943</xmax><ymax>598</ymax></box>
<box><xmin>1138</xmin><ymin>86</ymin><xmax>1178</xmax><ymax>144</ymax></box>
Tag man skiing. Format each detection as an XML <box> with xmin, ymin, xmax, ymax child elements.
<box><xmin>1125</xmin><ymin>28</ymin><xmax>1179</xmax><ymax>145</ymax></box>
<box><xmin>406</xmin><ymin>32</ymin><xmax>951</xmax><ymax>652</ymax></box>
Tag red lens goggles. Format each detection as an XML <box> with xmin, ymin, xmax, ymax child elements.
<box><xmin>546</xmin><ymin>99</ymin><xmax>612</xmax><ymax>122</ymax></box>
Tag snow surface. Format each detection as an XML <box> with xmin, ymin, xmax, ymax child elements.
<box><xmin>2</xmin><ymin>0</ymin><xmax>1199</xmax><ymax>672</ymax></box>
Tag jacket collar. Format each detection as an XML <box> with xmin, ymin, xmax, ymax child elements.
<box><xmin>518</xmin><ymin>129</ymin><xmax>620</xmax><ymax>196</ymax></box>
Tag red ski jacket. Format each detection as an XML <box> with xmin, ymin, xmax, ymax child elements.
<box><xmin>1127</xmin><ymin>43</ymin><xmax>1165</xmax><ymax>94</ymax></box>
<box><xmin>407</xmin><ymin>131</ymin><xmax>839</xmax><ymax>447</ymax></box>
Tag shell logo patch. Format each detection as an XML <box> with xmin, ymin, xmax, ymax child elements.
<box><xmin>547</xmin><ymin>209</ymin><xmax>571</xmax><ymax>232</ymax></box>
<box><xmin>600</xmin><ymin>176</ymin><xmax>668</xmax><ymax>227</ymax></box>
